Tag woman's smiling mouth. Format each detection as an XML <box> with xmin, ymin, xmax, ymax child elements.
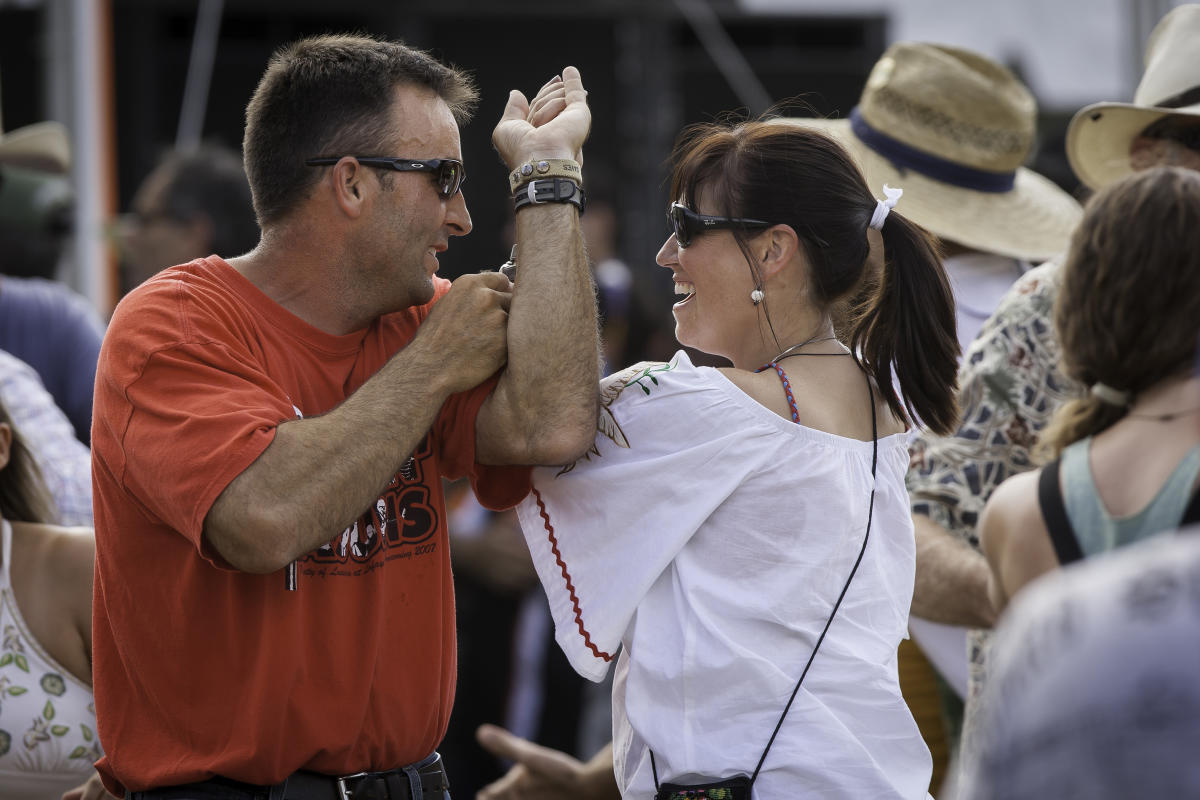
<box><xmin>674</xmin><ymin>280</ymin><xmax>696</xmax><ymax>306</ymax></box>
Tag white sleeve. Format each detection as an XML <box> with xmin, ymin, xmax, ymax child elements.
<box><xmin>515</xmin><ymin>354</ymin><xmax>772</xmax><ymax>681</ymax></box>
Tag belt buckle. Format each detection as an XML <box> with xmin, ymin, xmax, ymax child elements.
<box><xmin>335</xmin><ymin>771</ymin><xmax>369</xmax><ymax>800</ymax></box>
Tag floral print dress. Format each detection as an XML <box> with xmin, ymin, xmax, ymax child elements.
<box><xmin>0</xmin><ymin>519</ymin><xmax>100</xmax><ymax>799</ymax></box>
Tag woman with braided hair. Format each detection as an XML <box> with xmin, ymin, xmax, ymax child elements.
<box><xmin>981</xmin><ymin>165</ymin><xmax>1200</xmax><ymax>616</ymax></box>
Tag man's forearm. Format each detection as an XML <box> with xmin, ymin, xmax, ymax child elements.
<box><xmin>911</xmin><ymin>513</ymin><xmax>997</xmax><ymax>628</ymax></box>
<box><xmin>487</xmin><ymin>202</ymin><xmax>599</xmax><ymax>465</ymax></box>
<box><xmin>204</xmin><ymin>342</ymin><xmax>453</xmax><ymax>573</ymax></box>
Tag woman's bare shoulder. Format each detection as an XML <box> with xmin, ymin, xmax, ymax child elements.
<box><xmin>982</xmin><ymin>470</ymin><xmax>1049</xmax><ymax>561</ymax></box>
<box><xmin>715</xmin><ymin>365</ymin><xmax>757</xmax><ymax>391</ymax></box>
<box><xmin>12</xmin><ymin>522</ymin><xmax>96</xmax><ymax>583</ymax></box>
<box><xmin>721</xmin><ymin>365</ymin><xmax>909</xmax><ymax>439</ymax></box>
<box><xmin>716</xmin><ymin>366</ymin><xmax>792</xmax><ymax>414</ymax></box>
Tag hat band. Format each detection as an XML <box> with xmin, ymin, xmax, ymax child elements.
<box><xmin>850</xmin><ymin>107</ymin><xmax>1017</xmax><ymax>194</ymax></box>
<box><xmin>1155</xmin><ymin>84</ymin><xmax>1200</xmax><ymax>110</ymax></box>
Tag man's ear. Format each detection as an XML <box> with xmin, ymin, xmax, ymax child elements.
<box><xmin>0</xmin><ymin>422</ymin><xmax>12</xmax><ymax>472</ymax></box>
<box><xmin>758</xmin><ymin>224</ymin><xmax>802</xmax><ymax>280</ymax></box>
<box><xmin>328</xmin><ymin>158</ymin><xmax>369</xmax><ymax>218</ymax></box>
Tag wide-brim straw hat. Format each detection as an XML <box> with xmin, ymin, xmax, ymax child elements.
<box><xmin>787</xmin><ymin>42</ymin><xmax>1082</xmax><ymax>262</ymax></box>
<box><xmin>1067</xmin><ymin>4</ymin><xmax>1200</xmax><ymax>191</ymax></box>
<box><xmin>0</xmin><ymin>120</ymin><xmax>71</xmax><ymax>173</ymax></box>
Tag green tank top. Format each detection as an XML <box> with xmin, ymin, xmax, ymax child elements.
<box><xmin>1060</xmin><ymin>438</ymin><xmax>1200</xmax><ymax>557</ymax></box>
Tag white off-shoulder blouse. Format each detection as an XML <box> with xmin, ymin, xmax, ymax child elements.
<box><xmin>517</xmin><ymin>351</ymin><xmax>932</xmax><ymax>799</ymax></box>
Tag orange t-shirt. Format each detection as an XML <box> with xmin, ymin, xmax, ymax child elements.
<box><xmin>90</xmin><ymin>257</ymin><xmax>530</xmax><ymax>792</ymax></box>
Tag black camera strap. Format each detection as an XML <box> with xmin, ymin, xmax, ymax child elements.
<box><xmin>651</xmin><ymin>378</ymin><xmax>879</xmax><ymax>794</ymax></box>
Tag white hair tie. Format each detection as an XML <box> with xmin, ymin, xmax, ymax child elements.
<box><xmin>869</xmin><ymin>184</ymin><xmax>903</xmax><ymax>230</ymax></box>
<box><xmin>1090</xmin><ymin>382</ymin><xmax>1132</xmax><ymax>407</ymax></box>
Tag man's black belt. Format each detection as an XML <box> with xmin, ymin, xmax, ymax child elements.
<box><xmin>127</xmin><ymin>752</ymin><xmax>449</xmax><ymax>800</ymax></box>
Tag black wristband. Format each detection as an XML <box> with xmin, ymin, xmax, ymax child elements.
<box><xmin>513</xmin><ymin>177</ymin><xmax>585</xmax><ymax>214</ymax></box>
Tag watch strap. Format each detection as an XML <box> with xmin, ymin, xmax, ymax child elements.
<box><xmin>513</xmin><ymin>177</ymin><xmax>585</xmax><ymax>214</ymax></box>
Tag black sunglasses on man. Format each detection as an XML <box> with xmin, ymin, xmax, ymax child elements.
<box><xmin>305</xmin><ymin>156</ymin><xmax>466</xmax><ymax>199</ymax></box>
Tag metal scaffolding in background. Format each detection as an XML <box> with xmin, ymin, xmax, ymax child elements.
<box><xmin>43</xmin><ymin>0</ymin><xmax>118</xmax><ymax>314</ymax></box>
<box><xmin>675</xmin><ymin>0</ymin><xmax>773</xmax><ymax>115</ymax></box>
<box><xmin>177</xmin><ymin>0</ymin><xmax>224</xmax><ymax>150</ymax></box>
<box><xmin>28</xmin><ymin>0</ymin><xmax>1166</xmax><ymax>316</ymax></box>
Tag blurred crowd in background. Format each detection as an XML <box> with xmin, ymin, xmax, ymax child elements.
<box><xmin>1</xmin><ymin>1</ymin><xmax>1199</xmax><ymax>798</ymax></box>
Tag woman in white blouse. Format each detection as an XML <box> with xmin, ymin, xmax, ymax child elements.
<box><xmin>508</xmin><ymin>120</ymin><xmax>960</xmax><ymax>799</ymax></box>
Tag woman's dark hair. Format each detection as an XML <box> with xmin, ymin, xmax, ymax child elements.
<box><xmin>0</xmin><ymin>397</ymin><xmax>56</xmax><ymax>524</ymax></box>
<box><xmin>243</xmin><ymin>33</ymin><xmax>478</xmax><ymax>227</ymax></box>
<box><xmin>1040</xmin><ymin>166</ymin><xmax>1200</xmax><ymax>455</ymax></box>
<box><xmin>668</xmin><ymin>119</ymin><xmax>960</xmax><ymax>434</ymax></box>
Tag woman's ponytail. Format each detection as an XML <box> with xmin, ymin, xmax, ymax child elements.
<box><xmin>848</xmin><ymin>212</ymin><xmax>960</xmax><ymax>435</ymax></box>
<box><xmin>1037</xmin><ymin>394</ymin><xmax>1126</xmax><ymax>460</ymax></box>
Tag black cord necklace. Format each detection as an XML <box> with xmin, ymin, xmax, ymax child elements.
<box><xmin>764</xmin><ymin>335</ymin><xmax>850</xmax><ymax>364</ymax></box>
<box><xmin>1126</xmin><ymin>405</ymin><xmax>1200</xmax><ymax>422</ymax></box>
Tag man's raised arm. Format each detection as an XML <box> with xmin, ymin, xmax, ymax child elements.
<box><xmin>477</xmin><ymin>67</ymin><xmax>601</xmax><ymax>467</ymax></box>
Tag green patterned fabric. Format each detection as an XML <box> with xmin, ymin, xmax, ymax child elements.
<box><xmin>908</xmin><ymin>261</ymin><xmax>1079</xmax><ymax>547</ymax></box>
<box><xmin>905</xmin><ymin>260</ymin><xmax>1083</xmax><ymax>759</ymax></box>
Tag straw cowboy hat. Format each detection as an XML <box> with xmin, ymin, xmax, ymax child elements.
<box><xmin>1067</xmin><ymin>4</ymin><xmax>1200</xmax><ymax>191</ymax></box>
<box><xmin>0</xmin><ymin>118</ymin><xmax>71</xmax><ymax>174</ymax></box>
<box><xmin>788</xmin><ymin>42</ymin><xmax>1082</xmax><ymax>262</ymax></box>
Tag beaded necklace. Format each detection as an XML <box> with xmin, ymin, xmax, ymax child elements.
<box><xmin>754</xmin><ymin>336</ymin><xmax>852</xmax><ymax>423</ymax></box>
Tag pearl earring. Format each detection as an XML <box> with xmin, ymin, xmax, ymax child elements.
<box><xmin>750</xmin><ymin>288</ymin><xmax>764</xmax><ymax>305</ymax></box>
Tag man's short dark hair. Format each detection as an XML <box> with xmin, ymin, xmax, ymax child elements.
<box><xmin>158</xmin><ymin>144</ymin><xmax>259</xmax><ymax>257</ymax></box>
<box><xmin>243</xmin><ymin>33</ymin><xmax>478</xmax><ymax>227</ymax></box>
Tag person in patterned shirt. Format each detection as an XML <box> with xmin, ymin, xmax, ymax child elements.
<box><xmin>0</xmin><ymin>349</ymin><xmax>91</xmax><ymax>528</ymax></box>
<box><xmin>906</xmin><ymin>1</ymin><xmax>1200</xmax><ymax>770</ymax></box>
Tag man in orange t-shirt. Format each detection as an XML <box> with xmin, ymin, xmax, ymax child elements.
<box><xmin>89</xmin><ymin>34</ymin><xmax>599</xmax><ymax>799</ymax></box>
